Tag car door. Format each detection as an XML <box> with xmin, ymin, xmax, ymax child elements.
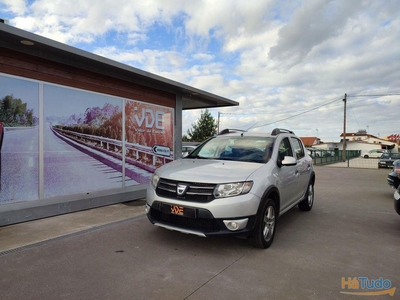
<box><xmin>290</xmin><ymin>137</ymin><xmax>311</xmax><ymax>200</ymax></box>
<box><xmin>276</xmin><ymin>137</ymin><xmax>299</xmax><ymax>213</ymax></box>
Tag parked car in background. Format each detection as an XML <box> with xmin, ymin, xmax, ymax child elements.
<box><xmin>387</xmin><ymin>159</ymin><xmax>400</xmax><ymax>189</ymax></box>
<box><xmin>182</xmin><ymin>145</ymin><xmax>197</xmax><ymax>157</ymax></box>
<box><xmin>378</xmin><ymin>153</ymin><xmax>400</xmax><ymax>168</ymax></box>
<box><xmin>363</xmin><ymin>149</ymin><xmax>386</xmax><ymax>158</ymax></box>
<box><xmin>147</xmin><ymin>128</ymin><xmax>316</xmax><ymax>249</ymax></box>
<box><xmin>306</xmin><ymin>148</ymin><xmax>332</xmax><ymax>158</ymax></box>
<box><xmin>306</xmin><ymin>148</ymin><xmax>316</xmax><ymax>158</ymax></box>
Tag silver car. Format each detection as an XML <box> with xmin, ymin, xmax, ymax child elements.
<box><xmin>146</xmin><ymin>128</ymin><xmax>315</xmax><ymax>248</ymax></box>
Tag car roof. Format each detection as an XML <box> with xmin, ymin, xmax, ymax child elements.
<box><xmin>217</xmin><ymin>128</ymin><xmax>296</xmax><ymax>138</ymax></box>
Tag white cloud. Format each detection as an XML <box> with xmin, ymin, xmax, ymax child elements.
<box><xmin>0</xmin><ymin>0</ymin><xmax>27</xmax><ymax>15</ymax></box>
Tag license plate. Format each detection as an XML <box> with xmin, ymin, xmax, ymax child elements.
<box><xmin>160</xmin><ymin>203</ymin><xmax>196</xmax><ymax>218</ymax></box>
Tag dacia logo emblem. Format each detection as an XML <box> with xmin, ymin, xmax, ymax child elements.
<box><xmin>177</xmin><ymin>184</ymin><xmax>188</xmax><ymax>196</ymax></box>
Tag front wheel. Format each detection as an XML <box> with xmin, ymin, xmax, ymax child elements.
<box><xmin>299</xmin><ymin>181</ymin><xmax>314</xmax><ymax>211</ymax></box>
<box><xmin>249</xmin><ymin>198</ymin><xmax>277</xmax><ymax>249</ymax></box>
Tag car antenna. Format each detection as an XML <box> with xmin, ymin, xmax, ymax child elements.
<box><xmin>238</xmin><ymin>123</ymin><xmax>258</xmax><ymax>136</ymax></box>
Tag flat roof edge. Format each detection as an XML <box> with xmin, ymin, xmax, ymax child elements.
<box><xmin>0</xmin><ymin>23</ymin><xmax>239</xmax><ymax>108</ymax></box>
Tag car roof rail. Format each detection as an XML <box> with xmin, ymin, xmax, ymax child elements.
<box><xmin>219</xmin><ymin>128</ymin><xmax>247</xmax><ymax>135</ymax></box>
<box><xmin>271</xmin><ymin>128</ymin><xmax>295</xmax><ymax>136</ymax></box>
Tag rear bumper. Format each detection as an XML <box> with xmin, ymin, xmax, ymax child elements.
<box><xmin>378</xmin><ymin>162</ymin><xmax>392</xmax><ymax>168</ymax></box>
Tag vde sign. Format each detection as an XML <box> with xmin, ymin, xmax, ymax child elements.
<box><xmin>134</xmin><ymin>107</ymin><xmax>164</xmax><ymax>129</ymax></box>
<box><xmin>152</xmin><ymin>145</ymin><xmax>171</xmax><ymax>157</ymax></box>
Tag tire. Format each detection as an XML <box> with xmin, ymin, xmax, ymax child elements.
<box><xmin>364</xmin><ymin>155</ymin><xmax>369</xmax><ymax>158</ymax></box>
<box><xmin>298</xmin><ymin>181</ymin><xmax>314</xmax><ymax>211</ymax></box>
<box><xmin>249</xmin><ymin>198</ymin><xmax>277</xmax><ymax>249</ymax></box>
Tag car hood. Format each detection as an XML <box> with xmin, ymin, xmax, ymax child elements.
<box><xmin>156</xmin><ymin>158</ymin><xmax>263</xmax><ymax>183</ymax></box>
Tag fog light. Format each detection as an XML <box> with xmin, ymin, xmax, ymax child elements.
<box><xmin>228</xmin><ymin>222</ymin><xmax>238</xmax><ymax>230</ymax></box>
<box><xmin>223</xmin><ymin>219</ymin><xmax>248</xmax><ymax>231</ymax></box>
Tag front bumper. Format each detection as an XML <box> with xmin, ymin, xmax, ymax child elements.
<box><xmin>146</xmin><ymin>201</ymin><xmax>258</xmax><ymax>237</ymax></box>
<box><xmin>145</xmin><ymin>180</ymin><xmax>264</xmax><ymax>237</ymax></box>
<box><xmin>394</xmin><ymin>189</ymin><xmax>400</xmax><ymax>215</ymax></box>
<box><xmin>387</xmin><ymin>173</ymin><xmax>400</xmax><ymax>189</ymax></box>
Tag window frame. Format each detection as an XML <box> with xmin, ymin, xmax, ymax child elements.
<box><xmin>290</xmin><ymin>137</ymin><xmax>305</xmax><ymax>160</ymax></box>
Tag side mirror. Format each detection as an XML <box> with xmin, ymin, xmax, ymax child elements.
<box><xmin>281</xmin><ymin>156</ymin><xmax>297</xmax><ymax>167</ymax></box>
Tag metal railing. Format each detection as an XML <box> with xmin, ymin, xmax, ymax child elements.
<box><xmin>310</xmin><ymin>150</ymin><xmax>361</xmax><ymax>166</ymax></box>
<box><xmin>52</xmin><ymin>127</ymin><xmax>174</xmax><ymax>172</ymax></box>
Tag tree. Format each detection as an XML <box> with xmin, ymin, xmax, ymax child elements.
<box><xmin>186</xmin><ymin>109</ymin><xmax>217</xmax><ymax>142</ymax></box>
<box><xmin>0</xmin><ymin>94</ymin><xmax>36</xmax><ymax>126</ymax></box>
<box><xmin>182</xmin><ymin>134</ymin><xmax>190</xmax><ymax>142</ymax></box>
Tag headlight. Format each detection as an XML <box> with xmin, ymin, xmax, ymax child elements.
<box><xmin>150</xmin><ymin>174</ymin><xmax>160</xmax><ymax>189</ymax></box>
<box><xmin>214</xmin><ymin>181</ymin><xmax>253</xmax><ymax>198</ymax></box>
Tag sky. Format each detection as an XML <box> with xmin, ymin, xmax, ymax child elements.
<box><xmin>1</xmin><ymin>0</ymin><xmax>400</xmax><ymax>142</ymax></box>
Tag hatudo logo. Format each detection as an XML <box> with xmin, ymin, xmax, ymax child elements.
<box><xmin>340</xmin><ymin>277</ymin><xmax>396</xmax><ymax>296</ymax></box>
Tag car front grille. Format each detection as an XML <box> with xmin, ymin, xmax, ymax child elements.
<box><xmin>150</xmin><ymin>208</ymin><xmax>220</xmax><ymax>232</ymax></box>
<box><xmin>156</xmin><ymin>178</ymin><xmax>216</xmax><ymax>202</ymax></box>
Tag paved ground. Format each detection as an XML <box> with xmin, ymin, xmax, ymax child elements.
<box><xmin>0</xmin><ymin>166</ymin><xmax>399</xmax><ymax>300</ymax></box>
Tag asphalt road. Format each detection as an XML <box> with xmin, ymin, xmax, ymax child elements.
<box><xmin>0</xmin><ymin>127</ymin><xmax>39</xmax><ymax>202</ymax></box>
<box><xmin>0</xmin><ymin>166</ymin><xmax>399</xmax><ymax>300</ymax></box>
<box><xmin>43</xmin><ymin>123</ymin><xmax>128</xmax><ymax>198</ymax></box>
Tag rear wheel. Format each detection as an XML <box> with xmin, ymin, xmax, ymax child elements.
<box><xmin>298</xmin><ymin>181</ymin><xmax>314</xmax><ymax>211</ymax></box>
<box><xmin>249</xmin><ymin>198</ymin><xmax>277</xmax><ymax>249</ymax></box>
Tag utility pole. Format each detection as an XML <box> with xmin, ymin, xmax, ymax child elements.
<box><xmin>217</xmin><ymin>112</ymin><xmax>221</xmax><ymax>133</ymax></box>
<box><xmin>342</xmin><ymin>93</ymin><xmax>347</xmax><ymax>162</ymax></box>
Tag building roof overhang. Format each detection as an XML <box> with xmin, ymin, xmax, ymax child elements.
<box><xmin>0</xmin><ymin>23</ymin><xmax>238</xmax><ymax>110</ymax></box>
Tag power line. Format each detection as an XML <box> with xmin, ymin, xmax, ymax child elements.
<box><xmin>252</xmin><ymin>96</ymin><xmax>343</xmax><ymax>129</ymax></box>
<box><xmin>219</xmin><ymin>95</ymin><xmax>348</xmax><ymax>117</ymax></box>
<box><xmin>349</xmin><ymin>93</ymin><xmax>400</xmax><ymax>97</ymax></box>
<box><xmin>217</xmin><ymin>92</ymin><xmax>400</xmax><ymax>134</ymax></box>
<box><xmin>219</xmin><ymin>93</ymin><xmax>399</xmax><ymax>117</ymax></box>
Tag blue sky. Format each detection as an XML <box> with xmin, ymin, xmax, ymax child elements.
<box><xmin>1</xmin><ymin>0</ymin><xmax>400</xmax><ymax>142</ymax></box>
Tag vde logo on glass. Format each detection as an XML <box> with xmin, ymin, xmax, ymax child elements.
<box><xmin>134</xmin><ymin>107</ymin><xmax>165</xmax><ymax>130</ymax></box>
<box><xmin>340</xmin><ymin>277</ymin><xmax>396</xmax><ymax>296</ymax></box>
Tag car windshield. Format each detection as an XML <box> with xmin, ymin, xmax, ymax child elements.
<box><xmin>380</xmin><ymin>154</ymin><xmax>390</xmax><ymax>159</ymax></box>
<box><xmin>186</xmin><ymin>136</ymin><xmax>274</xmax><ymax>163</ymax></box>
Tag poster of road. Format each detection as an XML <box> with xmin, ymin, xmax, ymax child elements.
<box><xmin>0</xmin><ymin>74</ymin><xmax>174</xmax><ymax>204</ymax></box>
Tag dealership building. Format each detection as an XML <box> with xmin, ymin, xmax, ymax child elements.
<box><xmin>0</xmin><ymin>21</ymin><xmax>238</xmax><ymax>226</ymax></box>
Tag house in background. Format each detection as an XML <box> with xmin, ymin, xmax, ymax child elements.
<box><xmin>313</xmin><ymin>130</ymin><xmax>399</xmax><ymax>155</ymax></box>
<box><xmin>386</xmin><ymin>134</ymin><xmax>400</xmax><ymax>145</ymax></box>
<box><xmin>299</xmin><ymin>137</ymin><xmax>321</xmax><ymax>147</ymax></box>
